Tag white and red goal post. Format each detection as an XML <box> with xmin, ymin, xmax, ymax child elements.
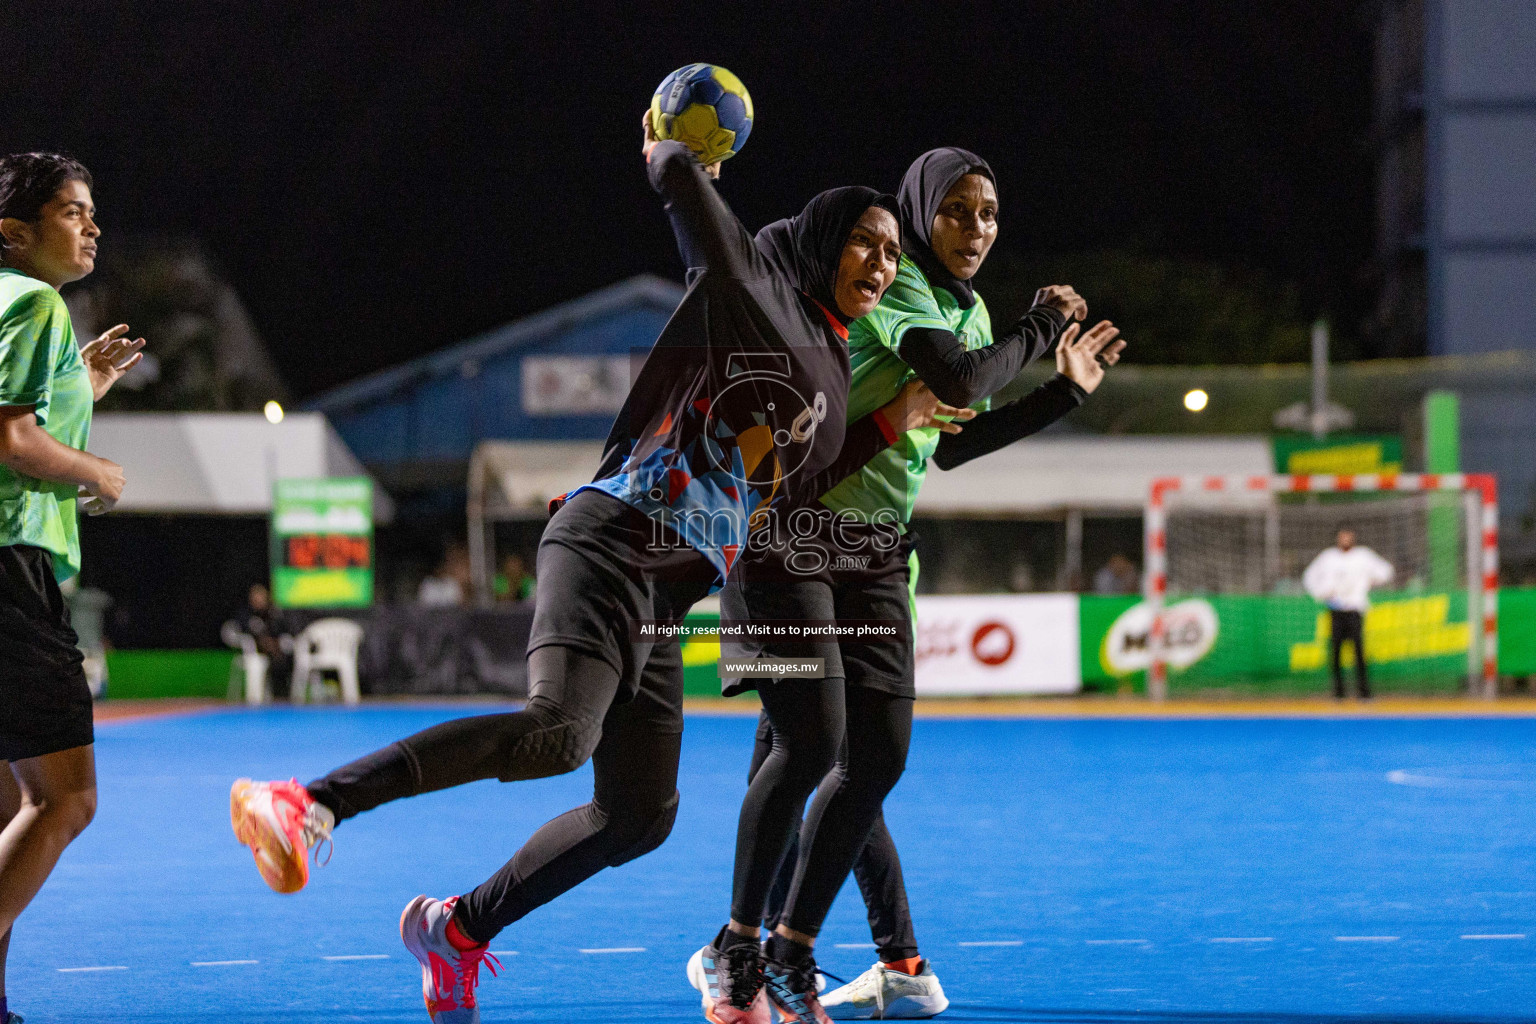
<box><xmin>1143</xmin><ymin>473</ymin><xmax>1499</xmax><ymax>699</ymax></box>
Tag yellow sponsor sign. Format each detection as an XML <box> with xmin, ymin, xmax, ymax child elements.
<box><xmin>1290</xmin><ymin>595</ymin><xmax>1469</xmax><ymax>670</ymax></box>
<box><xmin>282</xmin><ymin>570</ymin><xmax>370</xmax><ymax>607</ymax></box>
<box><xmin>682</xmin><ymin>635</ymin><xmax>721</xmax><ymax>667</ymax></box>
<box><xmin>1286</xmin><ymin>442</ymin><xmax>1401</xmax><ymax>476</ymax></box>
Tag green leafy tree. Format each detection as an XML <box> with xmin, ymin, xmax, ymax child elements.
<box><xmin>978</xmin><ymin>247</ymin><xmax>1336</xmax><ymax>365</ymax></box>
<box><xmin>63</xmin><ymin>237</ymin><xmax>288</xmax><ymax>412</ymax></box>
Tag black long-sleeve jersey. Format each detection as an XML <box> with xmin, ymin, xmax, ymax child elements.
<box><xmin>564</xmin><ymin>142</ymin><xmax>897</xmax><ymax>581</ymax></box>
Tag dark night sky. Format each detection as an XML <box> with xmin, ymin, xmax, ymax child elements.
<box><xmin>5</xmin><ymin>1</ymin><xmax>1374</xmax><ymax>398</ymax></box>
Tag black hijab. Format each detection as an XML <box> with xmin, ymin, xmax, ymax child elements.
<box><xmin>898</xmin><ymin>147</ymin><xmax>995</xmax><ymax>310</ymax></box>
<box><xmin>755</xmin><ymin>186</ymin><xmax>899</xmax><ymax>322</ymax></box>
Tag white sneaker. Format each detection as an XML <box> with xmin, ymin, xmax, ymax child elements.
<box><xmin>399</xmin><ymin>895</ymin><xmax>502</xmax><ymax>1024</ymax></box>
<box><xmin>229</xmin><ymin>778</ymin><xmax>334</xmax><ymax>893</ymax></box>
<box><xmin>819</xmin><ymin>960</ymin><xmax>949</xmax><ymax>1019</ymax></box>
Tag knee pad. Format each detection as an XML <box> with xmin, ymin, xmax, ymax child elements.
<box><xmin>604</xmin><ymin>790</ymin><xmax>680</xmax><ymax>867</ymax></box>
<box><xmin>495</xmin><ymin>698</ymin><xmax>604</xmax><ymax>781</ymax></box>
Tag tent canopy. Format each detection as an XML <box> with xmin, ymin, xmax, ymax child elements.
<box><xmin>89</xmin><ymin>412</ymin><xmax>395</xmax><ymax>522</ymax></box>
<box><xmin>462</xmin><ymin>434</ymin><xmax>1271</xmax><ymax>603</ymax></box>
<box><xmin>469</xmin><ymin>440</ymin><xmax>606</xmax><ymax>522</ymax></box>
<box><xmin>305</xmin><ymin>276</ymin><xmax>685</xmax><ymax>483</ymax></box>
<box><xmin>465</xmin><ymin>434</ymin><xmax>1271</xmax><ymax>522</ymax></box>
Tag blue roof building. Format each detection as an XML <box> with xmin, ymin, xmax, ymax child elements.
<box><xmin>303</xmin><ymin>275</ymin><xmax>683</xmax><ymax>492</ymax></box>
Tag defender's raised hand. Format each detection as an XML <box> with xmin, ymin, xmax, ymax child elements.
<box><xmin>1032</xmin><ymin>284</ymin><xmax>1088</xmax><ymax>322</ymax></box>
<box><xmin>1055</xmin><ymin>320</ymin><xmax>1126</xmax><ymax>394</ymax></box>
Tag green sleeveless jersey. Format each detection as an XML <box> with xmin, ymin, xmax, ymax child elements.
<box><xmin>819</xmin><ymin>254</ymin><xmax>993</xmax><ymax>525</ymax></box>
<box><xmin>0</xmin><ymin>269</ymin><xmax>94</xmax><ymax>581</ymax></box>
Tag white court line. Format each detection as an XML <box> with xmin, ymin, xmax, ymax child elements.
<box><xmin>191</xmin><ymin>960</ymin><xmax>259</xmax><ymax>966</ymax></box>
<box><xmin>579</xmin><ymin>947</ymin><xmax>646</xmax><ymax>954</ymax></box>
<box><xmin>321</xmin><ymin>954</ymin><xmax>390</xmax><ymax>961</ymax></box>
<box><xmin>488</xmin><ymin>950</ymin><xmax>520</xmax><ymax>956</ymax></box>
<box><xmin>1085</xmin><ymin>939</ymin><xmax>1148</xmax><ymax>945</ymax></box>
<box><xmin>1462</xmin><ymin>934</ymin><xmax>1526</xmax><ymax>940</ymax></box>
<box><xmin>58</xmin><ymin>966</ymin><xmax>128</xmax><ymax>972</ymax></box>
<box><xmin>834</xmin><ymin>943</ymin><xmax>877</xmax><ymax>949</ymax></box>
<box><xmin>1210</xmin><ymin>937</ymin><xmax>1274</xmax><ymax>943</ymax></box>
<box><xmin>957</xmin><ymin>940</ymin><xmax>1024</xmax><ymax>947</ymax></box>
<box><xmin>1334</xmin><ymin>936</ymin><xmax>1398</xmax><ymax>942</ymax></box>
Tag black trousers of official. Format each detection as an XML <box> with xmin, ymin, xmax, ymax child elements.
<box><xmin>1329</xmin><ymin>609</ymin><xmax>1370</xmax><ymax>698</ymax></box>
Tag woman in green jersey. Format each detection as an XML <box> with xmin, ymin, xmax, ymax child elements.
<box><xmin>700</xmin><ymin>148</ymin><xmax>1124</xmax><ymax>1021</ymax></box>
<box><xmin>0</xmin><ymin>152</ymin><xmax>144</xmax><ymax>1024</ymax></box>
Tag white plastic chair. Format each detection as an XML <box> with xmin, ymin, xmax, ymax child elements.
<box><xmin>292</xmin><ymin>618</ymin><xmax>364</xmax><ymax>705</ymax></box>
<box><xmin>222</xmin><ymin>620</ymin><xmax>271</xmax><ymax>706</ymax></box>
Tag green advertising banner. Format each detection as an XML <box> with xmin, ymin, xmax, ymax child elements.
<box><xmin>680</xmin><ymin>608</ymin><xmax>728</xmax><ymax>697</ymax></box>
<box><xmin>1079</xmin><ymin>589</ymin><xmax>1536</xmax><ymax>694</ymax></box>
<box><xmin>1499</xmin><ymin>587</ymin><xmax>1536</xmax><ymax>677</ymax></box>
<box><xmin>1271</xmin><ymin>434</ymin><xmax>1403</xmax><ymax>475</ymax></box>
<box><xmin>271</xmin><ymin>477</ymin><xmax>374</xmax><ymax>608</ymax></box>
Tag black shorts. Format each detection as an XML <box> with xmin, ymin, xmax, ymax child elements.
<box><xmin>528</xmin><ymin>489</ymin><xmax>717</xmax><ymax>704</ymax></box>
<box><xmin>719</xmin><ymin>521</ymin><xmax>914</xmax><ymax>698</ymax></box>
<box><xmin>0</xmin><ymin>545</ymin><xmax>93</xmax><ymax>761</ymax></box>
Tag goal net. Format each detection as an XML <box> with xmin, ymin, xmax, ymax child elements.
<box><xmin>1143</xmin><ymin>474</ymin><xmax>1498</xmax><ymax>698</ymax></box>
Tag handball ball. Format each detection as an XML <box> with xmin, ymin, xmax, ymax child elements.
<box><xmin>649</xmin><ymin>63</ymin><xmax>754</xmax><ymax>165</ymax></box>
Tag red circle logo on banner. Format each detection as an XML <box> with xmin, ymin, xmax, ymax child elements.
<box><xmin>971</xmin><ymin>621</ymin><xmax>1016</xmax><ymax>666</ymax></box>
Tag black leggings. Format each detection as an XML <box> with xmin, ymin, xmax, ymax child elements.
<box><xmin>730</xmin><ymin>680</ymin><xmax>913</xmax><ymax>939</ymax></box>
<box><xmin>753</xmin><ymin>714</ymin><xmax>919</xmax><ymax>963</ymax></box>
<box><xmin>306</xmin><ymin>642</ymin><xmax>684</xmax><ymax>943</ymax></box>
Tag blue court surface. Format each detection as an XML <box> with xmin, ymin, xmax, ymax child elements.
<box><xmin>15</xmin><ymin>705</ymin><xmax>1536</xmax><ymax>1022</ymax></box>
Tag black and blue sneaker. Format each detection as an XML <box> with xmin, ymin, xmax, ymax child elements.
<box><xmin>686</xmin><ymin>931</ymin><xmax>770</xmax><ymax>1024</ymax></box>
<box><xmin>762</xmin><ymin>948</ymin><xmax>832</xmax><ymax>1024</ymax></box>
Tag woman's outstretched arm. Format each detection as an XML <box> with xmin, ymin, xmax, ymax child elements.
<box><xmin>645</xmin><ymin>122</ymin><xmax>762</xmax><ymax>281</ymax></box>
<box><xmin>931</xmin><ymin>320</ymin><xmax>1124</xmax><ymax>470</ymax></box>
<box><xmin>897</xmin><ymin>285</ymin><xmax>1084</xmax><ymax>408</ymax></box>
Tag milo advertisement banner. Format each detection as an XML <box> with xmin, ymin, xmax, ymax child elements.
<box><xmin>1097</xmin><ymin>598</ymin><xmax>1220</xmax><ymax>675</ymax></box>
<box><xmin>1271</xmin><ymin>434</ymin><xmax>1403</xmax><ymax>476</ymax></box>
<box><xmin>1085</xmin><ymin>591</ymin><xmax>1474</xmax><ymax>690</ymax></box>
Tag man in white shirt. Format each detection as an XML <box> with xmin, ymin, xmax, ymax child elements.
<box><xmin>1303</xmin><ymin>528</ymin><xmax>1394</xmax><ymax>699</ymax></box>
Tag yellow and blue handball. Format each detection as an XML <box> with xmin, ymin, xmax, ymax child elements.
<box><xmin>649</xmin><ymin>63</ymin><xmax>753</xmax><ymax>165</ymax></box>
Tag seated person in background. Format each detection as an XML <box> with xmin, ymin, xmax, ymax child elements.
<box><xmin>417</xmin><ymin>541</ymin><xmax>471</xmax><ymax>607</ymax></box>
<box><xmin>494</xmin><ymin>551</ymin><xmax>535</xmax><ymax>603</ymax></box>
<box><xmin>1094</xmin><ymin>553</ymin><xmax>1139</xmax><ymax>595</ymax></box>
<box><xmin>243</xmin><ymin>583</ymin><xmax>292</xmax><ymax>698</ymax></box>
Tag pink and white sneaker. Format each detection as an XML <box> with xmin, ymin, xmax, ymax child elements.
<box><xmin>400</xmin><ymin>895</ymin><xmax>501</xmax><ymax>1024</ymax></box>
<box><xmin>229</xmin><ymin>778</ymin><xmax>334</xmax><ymax>893</ymax></box>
